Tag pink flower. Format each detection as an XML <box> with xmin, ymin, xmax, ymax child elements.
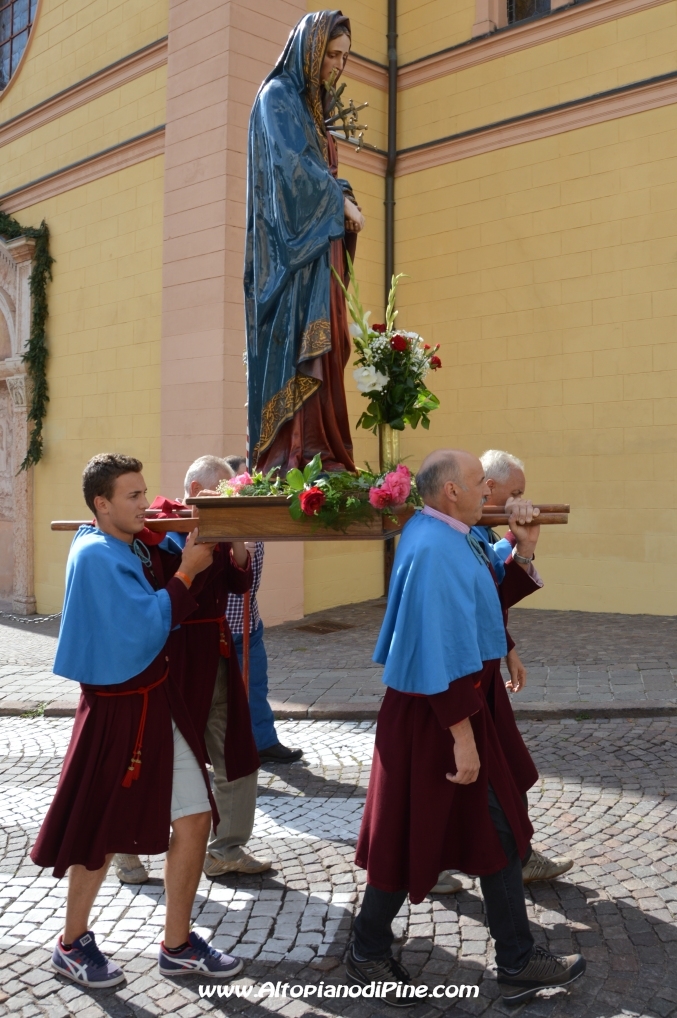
<box><xmin>223</xmin><ymin>471</ymin><xmax>253</xmax><ymax>492</ymax></box>
<box><xmin>369</xmin><ymin>486</ymin><xmax>393</xmax><ymax>509</ymax></box>
<box><xmin>380</xmin><ymin>464</ymin><xmax>411</xmax><ymax>506</ymax></box>
<box><xmin>369</xmin><ymin>466</ymin><xmax>411</xmax><ymax>510</ymax></box>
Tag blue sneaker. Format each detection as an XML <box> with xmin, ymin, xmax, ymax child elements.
<box><xmin>52</xmin><ymin>932</ymin><xmax>125</xmax><ymax>988</ymax></box>
<box><xmin>158</xmin><ymin>931</ymin><xmax>243</xmax><ymax>979</ymax></box>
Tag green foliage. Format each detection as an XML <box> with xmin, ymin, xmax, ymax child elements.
<box><xmin>218</xmin><ymin>459</ymin><xmax>421</xmax><ymax>533</ymax></box>
<box><xmin>0</xmin><ymin>211</ymin><xmax>54</xmax><ymax>470</ymax></box>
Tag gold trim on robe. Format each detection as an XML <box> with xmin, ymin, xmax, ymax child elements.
<box><xmin>254</xmin><ymin>373</ymin><xmax>321</xmax><ymax>461</ymax></box>
<box><xmin>298</xmin><ymin>318</ymin><xmax>332</xmax><ymax>361</ymax></box>
<box><xmin>303</xmin><ymin>13</ymin><xmax>331</xmax><ymax>163</ymax></box>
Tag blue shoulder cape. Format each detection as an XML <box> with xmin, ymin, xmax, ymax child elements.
<box><xmin>374</xmin><ymin>512</ymin><xmax>508</xmax><ymax>695</ymax></box>
<box><xmin>476</xmin><ymin>524</ymin><xmax>513</xmax><ymax>566</ymax></box>
<box><xmin>53</xmin><ymin>526</ymin><xmax>172</xmax><ymax>686</ymax></box>
<box><xmin>244</xmin><ymin>12</ymin><xmax>346</xmax><ymax>464</ymax></box>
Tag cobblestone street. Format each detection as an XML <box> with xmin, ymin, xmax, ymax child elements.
<box><xmin>2</xmin><ymin>714</ymin><xmax>677</xmax><ymax>1017</ymax></box>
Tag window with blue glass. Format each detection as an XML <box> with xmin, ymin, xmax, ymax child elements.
<box><xmin>0</xmin><ymin>0</ymin><xmax>37</xmax><ymax>90</ymax></box>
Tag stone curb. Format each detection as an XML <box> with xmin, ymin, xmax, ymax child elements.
<box><xmin>269</xmin><ymin>700</ymin><xmax>677</xmax><ymax>721</ymax></box>
<box><xmin>0</xmin><ymin>700</ymin><xmax>77</xmax><ymax>717</ymax></box>
<box><xmin>3</xmin><ymin>698</ymin><xmax>677</xmax><ymax>721</ymax></box>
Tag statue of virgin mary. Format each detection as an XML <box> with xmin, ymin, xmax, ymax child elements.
<box><xmin>245</xmin><ymin>10</ymin><xmax>364</xmax><ymax>474</ymax></box>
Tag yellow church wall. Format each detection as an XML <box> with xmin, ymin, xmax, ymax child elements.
<box><xmin>398</xmin><ymin>0</ymin><xmax>476</xmax><ymax>65</ymax></box>
<box><xmin>393</xmin><ymin>102</ymin><xmax>677</xmax><ymax>614</ymax></box>
<box><xmin>308</xmin><ymin>0</ymin><xmax>387</xmax><ymax>65</ymax></box>
<box><xmin>399</xmin><ymin>3</ymin><xmax>677</xmax><ymax>149</ymax></box>
<box><xmin>303</xmin><ymin>161</ymin><xmax>386</xmax><ymax>614</ymax></box>
<box><xmin>0</xmin><ymin>0</ymin><xmax>167</xmax><ymax>122</ymax></box>
<box><xmin>11</xmin><ymin>158</ymin><xmax>165</xmax><ymax>613</ymax></box>
<box><xmin>0</xmin><ymin>67</ymin><xmax>166</xmax><ymax>196</ymax></box>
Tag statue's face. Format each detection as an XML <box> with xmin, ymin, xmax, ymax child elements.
<box><xmin>321</xmin><ymin>32</ymin><xmax>351</xmax><ymax>87</ymax></box>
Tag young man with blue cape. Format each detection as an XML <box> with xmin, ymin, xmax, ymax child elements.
<box><xmin>31</xmin><ymin>454</ymin><xmax>247</xmax><ymax>989</ymax></box>
<box><xmin>348</xmin><ymin>450</ymin><xmax>586</xmax><ymax>1007</ymax></box>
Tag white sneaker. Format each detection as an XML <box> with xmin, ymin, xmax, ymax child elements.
<box><xmin>113</xmin><ymin>853</ymin><xmax>149</xmax><ymax>884</ymax></box>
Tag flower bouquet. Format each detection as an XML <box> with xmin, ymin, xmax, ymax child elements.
<box><xmin>217</xmin><ymin>454</ymin><xmax>420</xmax><ymax>533</ymax></box>
<box><xmin>334</xmin><ymin>255</ymin><xmax>442</xmax><ymax>434</ymax></box>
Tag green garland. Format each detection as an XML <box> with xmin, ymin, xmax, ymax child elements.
<box><xmin>0</xmin><ymin>211</ymin><xmax>53</xmax><ymax>470</ymax></box>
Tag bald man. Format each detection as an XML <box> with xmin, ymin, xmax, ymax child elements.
<box><xmin>347</xmin><ymin>450</ymin><xmax>585</xmax><ymax>1007</ymax></box>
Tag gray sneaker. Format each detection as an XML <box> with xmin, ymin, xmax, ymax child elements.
<box><xmin>430</xmin><ymin>870</ymin><xmax>463</xmax><ymax>894</ymax></box>
<box><xmin>498</xmin><ymin>945</ymin><xmax>586</xmax><ymax>1005</ymax></box>
<box><xmin>522</xmin><ymin>848</ymin><xmax>574</xmax><ymax>884</ymax></box>
<box><xmin>345</xmin><ymin>945</ymin><xmax>415</xmax><ymax>1008</ymax></box>
<box><xmin>113</xmin><ymin>853</ymin><xmax>149</xmax><ymax>884</ymax></box>
<box><xmin>203</xmin><ymin>850</ymin><xmax>271</xmax><ymax>877</ymax></box>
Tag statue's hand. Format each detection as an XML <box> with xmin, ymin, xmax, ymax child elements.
<box><xmin>344</xmin><ymin>197</ymin><xmax>365</xmax><ymax>233</ymax></box>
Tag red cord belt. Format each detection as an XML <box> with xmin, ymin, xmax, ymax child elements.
<box><xmin>182</xmin><ymin>616</ymin><xmax>230</xmax><ymax>657</ymax></box>
<box><xmin>95</xmin><ymin>668</ymin><xmax>168</xmax><ymax>787</ymax></box>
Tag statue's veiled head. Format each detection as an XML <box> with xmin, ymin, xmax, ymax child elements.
<box><xmin>280</xmin><ymin>11</ymin><xmax>352</xmax><ymax>142</ymax></box>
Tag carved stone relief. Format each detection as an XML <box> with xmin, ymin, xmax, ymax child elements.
<box><xmin>0</xmin><ymin>235</ymin><xmax>36</xmax><ymax>613</ymax></box>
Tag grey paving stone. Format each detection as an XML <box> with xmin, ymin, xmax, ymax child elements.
<box><xmin>3</xmin><ymin>625</ymin><xmax>677</xmax><ymax>1018</ymax></box>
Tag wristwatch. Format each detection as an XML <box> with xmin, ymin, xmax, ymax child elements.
<box><xmin>512</xmin><ymin>549</ymin><xmax>534</xmax><ymax>565</ymax></box>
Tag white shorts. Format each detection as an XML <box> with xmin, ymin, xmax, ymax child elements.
<box><xmin>170</xmin><ymin>721</ymin><xmax>211</xmax><ymax>822</ymax></box>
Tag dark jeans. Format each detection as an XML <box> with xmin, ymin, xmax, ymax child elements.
<box><xmin>352</xmin><ymin>884</ymin><xmax>408</xmax><ymax>961</ymax></box>
<box><xmin>353</xmin><ymin>786</ymin><xmax>534</xmax><ymax>972</ymax></box>
<box><xmin>479</xmin><ymin>785</ymin><xmax>534</xmax><ymax>971</ymax></box>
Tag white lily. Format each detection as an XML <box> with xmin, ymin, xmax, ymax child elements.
<box><xmin>353</xmin><ymin>365</ymin><xmax>389</xmax><ymax>393</ymax></box>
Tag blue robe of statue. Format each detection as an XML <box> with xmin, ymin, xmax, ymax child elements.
<box><xmin>245</xmin><ymin>12</ymin><xmax>350</xmax><ymax>468</ymax></box>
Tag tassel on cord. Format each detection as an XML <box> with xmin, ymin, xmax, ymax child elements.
<box><xmin>95</xmin><ymin>670</ymin><xmax>168</xmax><ymax>787</ymax></box>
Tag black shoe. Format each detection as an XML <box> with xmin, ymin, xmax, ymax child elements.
<box><xmin>345</xmin><ymin>945</ymin><xmax>415</xmax><ymax>1008</ymax></box>
<box><xmin>258</xmin><ymin>742</ymin><xmax>303</xmax><ymax>763</ymax></box>
<box><xmin>498</xmin><ymin>945</ymin><xmax>586</xmax><ymax>1006</ymax></box>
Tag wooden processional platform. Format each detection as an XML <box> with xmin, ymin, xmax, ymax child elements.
<box><xmin>51</xmin><ymin>501</ymin><xmax>570</xmax><ymax>541</ymax></box>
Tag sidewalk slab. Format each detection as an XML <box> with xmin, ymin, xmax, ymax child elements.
<box><xmin>2</xmin><ymin>600</ymin><xmax>676</xmax><ymax>719</ymax></box>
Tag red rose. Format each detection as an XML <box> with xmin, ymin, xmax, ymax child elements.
<box><xmin>299</xmin><ymin>486</ymin><xmax>326</xmax><ymax>516</ymax></box>
<box><xmin>372</xmin><ymin>323</ymin><xmax>387</xmax><ymax>333</ymax></box>
<box><xmin>430</xmin><ymin>355</ymin><xmax>442</xmax><ymax>369</ymax></box>
<box><xmin>390</xmin><ymin>334</ymin><xmax>408</xmax><ymax>352</ymax></box>
<box><xmin>424</xmin><ymin>344</ymin><xmax>431</xmax><ymax>350</ymax></box>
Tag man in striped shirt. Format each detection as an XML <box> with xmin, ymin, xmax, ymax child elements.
<box><xmin>224</xmin><ymin>456</ymin><xmax>303</xmax><ymax>764</ymax></box>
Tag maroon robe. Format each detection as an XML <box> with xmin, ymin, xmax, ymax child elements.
<box><xmin>31</xmin><ymin>566</ymin><xmax>214</xmax><ymax>878</ymax></box>
<box><xmin>257</xmin><ymin>133</ymin><xmax>356</xmax><ymax>474</ymax></box>
<box><xmin>355</xmin><ymin>561</ymin><xmax>540</xmax><ymax>905</ymax></box>
<box><xmin>170</xmin><ymin>543</ymin><xmax>259</xmax><ymax>782</ymax></box>
<box><xmin>145</xmin><ymin>499</ymin><xmax>259</xmax><ymax>782</ymax></box>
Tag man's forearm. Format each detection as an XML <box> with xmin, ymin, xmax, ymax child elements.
<box><xmin>447</xmin><ymin>716</ymin><xmax>480</xmax><ymax>785</ymax></box>
<box><xmin>450</xmin><ymin>717</ymin><xmax>474</xmax><ymax>743</ymax></box>
<box><xmin>230</xmin><ymin>541</ymin><xmax>249</xmax><ymax>568</ymax></box>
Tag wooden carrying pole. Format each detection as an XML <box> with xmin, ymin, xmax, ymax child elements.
<box><xmin>481</xmin><ymin>503</ymin><xmax>569</xmax><ymax>526</ymax></box>
<box><xmin>50</xmin><ymin>518</ymin><xmax>196</xmax><ymax>532</ymax></box>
